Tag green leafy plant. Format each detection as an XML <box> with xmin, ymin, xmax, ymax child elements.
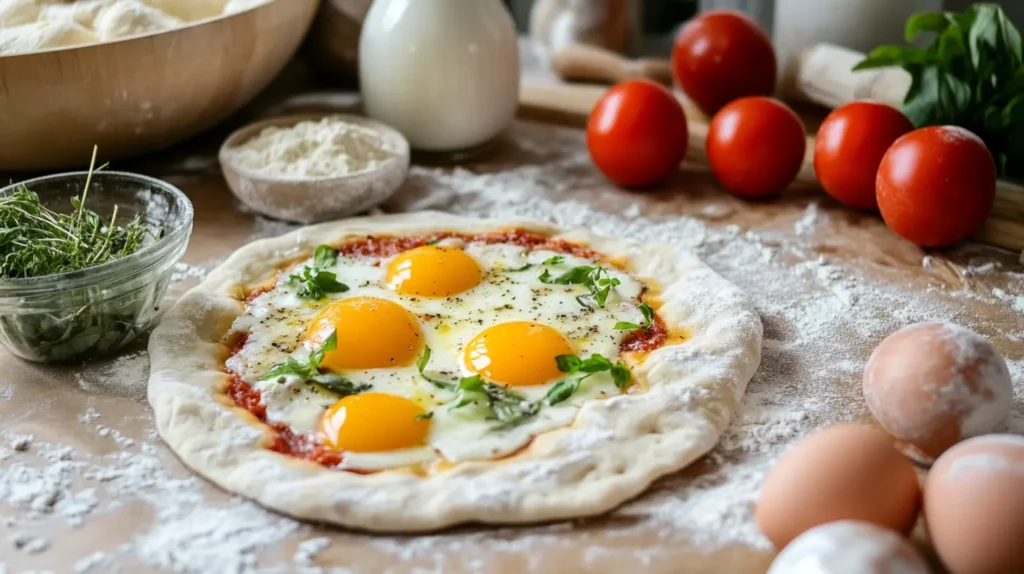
<box><xmin>547</xmin><ymin>354</ymin><xmax>632</xmax><ymax>406</ymax></box>
<box><xmin>261</xmin><ymin>331</ymin><xmax>370</xmax><ymax>398</ymax></box>
<box><xmin>614</xmin><ymin>302</ymin><xmax>655</xmax><ymax>331</ymax></box>
<box><xmin>287</xmin><ymin>245</ymin><xmax>348</xmax><ymax>299</ymax></box>
<box><xmin>539</xmin><ymin>264</ymin><xmax>623</xmax><ymax>308</ymax></box>
<box><xmin>855</xmin><ymin>3</ymin><xmax>1024</xmax><ymax>179</ymax></box>
<box><xmin>0</xmin><ymin>147</ymin><xmax>166</xmax><ymax>363</ymax></box>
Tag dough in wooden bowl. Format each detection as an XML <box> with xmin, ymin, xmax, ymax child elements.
<box><xmin>147</xmin><ymin>212</ymin><xmax>762</xmax><ymax>532</ymax></box>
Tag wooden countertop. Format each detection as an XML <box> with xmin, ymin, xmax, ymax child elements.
<box><xmin>1</xmin><ymin>61</ymin><xmax>1022</xmax><ymax>574</ymax></box>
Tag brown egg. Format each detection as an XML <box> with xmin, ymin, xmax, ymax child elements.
<box><xmin>756</xmin><ymin>424</ymin><xmax>921</xmax><ymax>548</ymax></box>
<box><xmin>767</xmin><ymin>521</ymin><xmax>931</xmax><ymax>574</ymax></box>
<box><xmin>863</xmin><ymin>322</ymin><xmax>1012</xmax><ymax>464</ymax></box>
<box><xmin>926</xmin><ymin>434</ymin><xmax>1024</xmax><ymax>574</ymax></box>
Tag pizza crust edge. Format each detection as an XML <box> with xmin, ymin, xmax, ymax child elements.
<box><xmin>147</xmin><ymin>211</ymin><xmax>763</xmax><ymax>532</ymax></box>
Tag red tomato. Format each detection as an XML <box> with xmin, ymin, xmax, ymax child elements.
<box><xmin>814</xmin><ymin>102</ymin><xmax>914</xmax><ymax>210</ymax></box>
<box><xmin>706</xmin><ymin>96</ymin><xmax>806</xmax><ymax>197</ymax></box>
<box><xmin>586</xmin><ymin>79</ymin><xmax>689</xmax><ymax>188</ymax></box>
<box><xmin>672</xmin><ymin>10</ymin><xmax>776</xmax><ymax>116</ymax></box>
<box><xmin>876</xmin><ymin>126</ymin><xmax>997</xmax><ymax>247</ymax></box>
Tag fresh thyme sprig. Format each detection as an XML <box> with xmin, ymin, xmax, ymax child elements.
<box><xmin>261</xmin><ymin>330</ymin><xmax>370</xmax><ymax>398</ymax></box>
<box><xmin>539</xmin><ymin>264</ymin><xmax>622</xmax><ymax>308</ymax></box>
<box><xmin>614</xmin><ymin>302</ymin><xmax>655</xmax><ymax>331</ymax></box>
<box><xmin>287</xmin><ymin>245</ymin><xmax>348</xmax><ymax>299</ymax></box>
<box><xmin>0</xmin><ymin>147</ymin><xmax>150</xmax><ymax>279</ymax></box>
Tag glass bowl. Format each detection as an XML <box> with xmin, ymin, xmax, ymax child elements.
<box><xmin>0</xmin><ymin>172</ymin><xmax>194</xmax><ymax>364</ymax></box>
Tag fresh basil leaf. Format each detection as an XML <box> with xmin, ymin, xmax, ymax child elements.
<box><xmin>312</xmin><ymin>271</ymin><xmax>349</xmax><ymax>294</ymax></box>
<box><xmin>538</xmin><ymin>269</ymin><xmax>553</xmax><ymax>283</ymax></box>
<box><xmin>579</xmin><ymin>354</ymin><xmax>613</xmax><ymax>373</ymax></box>
<box><xmin>614</xmin><ymin>321</ymin><xmax>642</xmax><ymax>331</ymax></box>
<box><xmin>416</xmin><ymin>346</ymin><xmax>431</xmax><ymax>373</ymax></box>
<box><xmin>458</xmin><ymin>375</ymin><xmax>485</xmax><ymax>392</ymax></box>
<box><xmin>551</xmin><ymin>266</ymin><xmax>594</xmax><ymax>285</ymax></box>
<box><xmin>637</xmin><ymin>302</ymin><xmax>654</xmax><ymax>327</ymax></box>
<box><xmin>312</xmin><ymin>374</ymin><xmax>370</xmax><ymax>398</ymax></box>
<box><xmin>542</xmin><ymin>256</ymin><xmax>565</xmax><ymax>265</ymax></box>
<box><xmin>546</xmin><ymin>379</ymin><xmax>580</xmax><ymax>406</ymax></box>
<box><xmin>415</xmin><ymin>412</ymin><xmax>434</xmax><ymax>421</ymax></box>
<box><xmin>853</xmin><ymin>46</ymin><xmax>930</xmax><ymax>70</ymax></box>
<box><xmin>313</xmin><ymin>245</ymin><xmax>338</xmax><ymax>269</ymax></box>
<box><xmin>906</xmin><ymin>11</ymin><xmax>953</xmax><ymax>41</ymax></box>
<box><xmin>611</xmin><ymin>363</ymin><xmax>632</xmax><ymax>390</ymax></box>
<box><xmin>309</xmin><ymin>330</ymin><xmax>337</xmax><ymax>368</ymax></box>
<box><xmin>555</xmin><ymin>354</ymin><xmax>582</xmax><ymax>372</ymax></box>
<box><xmin>260</xmin><ymin>356</ymin><xmax>312</xmax><ymax>381</ymax></box>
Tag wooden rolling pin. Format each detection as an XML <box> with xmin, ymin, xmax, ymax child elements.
<box><xmin>550</xmin><ymin>43</ymin><xmax>674</xmax><ymax>87</ymax></box>
<box><xmin>787</xmin><ymin>43</ymin><xmax>910</xmax><ymax>108</ymax></box>
<box><xmin>518</xmin><ymin>82</ymin><xmax>1024</xmax><ymax>254</ymax></box>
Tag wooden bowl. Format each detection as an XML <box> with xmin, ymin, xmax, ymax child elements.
<box><xmin>0</xmin><ymin>0</ymin><xmax>320</xmax><ymax>173</ymax></box>
<box><xmin>219</xmin><ymin>113</ymin><xmax>410</xmax><ymax>223</ymax></box>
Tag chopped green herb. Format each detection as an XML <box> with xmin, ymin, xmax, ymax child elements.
<box><xmin>542</xmin><ymin>255</ymin><xmax>565</xmax><ymax>265</ymax></box>
<box><xmin>614</xmin><ymin>302</ymin><xmax>656</xmax><ymax>331</ymax></box>
<box><xmin>549</xmin><ymin>352</ymin><xmax>633</xmax><ymax>405</ymax></box>
<box><xmin>416</xmin><ymin>347</ymin><xmax>539</xmax><ymax>429</ymax></box>
<box><xmin>539</xmin><ymin>265</ymin><xmax>622</xmax><ymax>307</ymax></box>
<box><xmin>313</xmin><ymin>244</ymin><xmax>338</xmax><ymax>268</ymax></box>
<box><xmin>415</xmin><ymin>345</ymin><xmax>456</xmax><ymax>390</ymax></box>
<box><xmin>415</xmin><ymin>412</ymin><xmax>434</xmax><ymax>421</ymax></box>
<box><xmin>260</xmin><ymin>331</ymin><xmax>369</xmax><ymax>398</ymax></box>
<box><xmin>288</xmin><ymin>244</ymin><xmax>348</xmax><ymax>299</ymax></box>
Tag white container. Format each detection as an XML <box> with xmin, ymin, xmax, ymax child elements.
<box><xmin>773</xmin><ymin>0</ymin><xmax>943</xmax><ymax>90</ymax></box>
<box><xmin>359</xmin><ymin>0</ymin><xmax>520</xmax><ymax>154</ymax></box>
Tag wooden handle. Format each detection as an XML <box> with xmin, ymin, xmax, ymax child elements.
<box><xmin>788</xmin><ymin>43</ymin><xmax>910</xmax><ymax>108</ymax></box>
<box><xmin>551</xmin><ymin>43</ymin><xmax>674</xmax><ymax>86</ymax></box>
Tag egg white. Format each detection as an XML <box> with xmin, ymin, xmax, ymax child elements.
<box><xmin>226</xmin><ymin>239</ymin><xmax>648</xmax><ymax>470</ymax></box>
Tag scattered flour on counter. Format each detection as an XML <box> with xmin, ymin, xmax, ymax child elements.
<box><xmin>75</xmin><ymin>351</ymin><xmax>150</xmax><ymax>401</ymax></box>
<box><xmin>170</xmin><ymin>262</ymin><xmax>208</xmax><ymax>283</ymax></box>
<box><xmin>793</xmin><ymin>202</ymin><xmax>823</xmax><ymax>236</ymax></box>
<box><xmin>1</xmin><ymin>123</ymin><xmax>1021</xmax><ymax>572</ymax></box>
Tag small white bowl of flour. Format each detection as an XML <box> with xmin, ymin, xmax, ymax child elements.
<box><xmin>219</xmin><ymin>113</ymin><xmax>410</xmax><ymax>223</ymax></box>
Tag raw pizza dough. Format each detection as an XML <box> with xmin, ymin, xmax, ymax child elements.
<box><xmin>148</xmin><ymin>212</ymin><xmax>763</xmax><ymax>532</ymax></box>
<box><xmin>0</xmin><ymin>0</ymin><xmax>270</xmax><ymax>55</ymax></box>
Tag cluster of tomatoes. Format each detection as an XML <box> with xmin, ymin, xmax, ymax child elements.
<box><xmin>585</xmin><ymin>11</ymin><xmax>998</xmax><ymax>248</ymax></box>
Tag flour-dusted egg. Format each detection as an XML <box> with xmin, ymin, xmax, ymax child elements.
<box><xmin>756</xmin><ymin>424</ymin><xmax>921</xmax><ymax>548</ymax></box>
<box><xmin>226</xmin><ymin>236</ymin><xmax>654</xmax><ymax>471</ymax></box>
<box><xmin>767</xmin><ymin>521</ymin><xmax>930</xmax><ymax>574</ymax></box>
<box><xmin>863</xmin><ymin>322</ymin><xmax>1012</xmax><ymax>464</ymax></box>
<box><xmin>925</xmin><ymin>434</ymin><xmax>1024</xmax><ymax>574</ymax></box>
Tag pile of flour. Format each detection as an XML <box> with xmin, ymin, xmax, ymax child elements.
<box><xmin>225</xmin><ymin>117</ymin><xmax>396</xmax><ymax>179</ymax></box>
<box><xmin>1</xmin><ymin>121</ymin><xmax>1021</xmax><ymax>572</ymax></box>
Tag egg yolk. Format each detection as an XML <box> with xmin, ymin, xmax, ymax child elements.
<box><xmin>464</xmin><ymin>322</ymin><xmax>575</xmax><ymax>387</ymax></box>
<box><xmin>305</xmin><ymin>297</ymin><xmax>423</xmax><ymax>371</ymax></box>
<box><xmin>385</xmin><ymin>245</ymin><xmax>482</xmax><ymax>298</ymax></box>
<box><xmin>320</xmin><ymin>393</ymin><xmax>430</xmax><ymax>452</ymax></box>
